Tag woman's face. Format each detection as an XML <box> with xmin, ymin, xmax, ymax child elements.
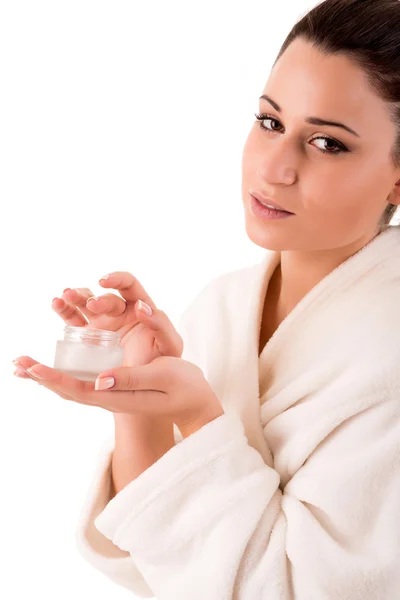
<box><xmin>241</xmin><ymin>37</ymin><xmax>400</xmax><ymax>251</ymax></box>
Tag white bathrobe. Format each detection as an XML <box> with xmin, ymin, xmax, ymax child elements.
<box><xmin>75</xmin><ymin>226</ymin><xmax>400</xmax><ymax>599</ymax></box>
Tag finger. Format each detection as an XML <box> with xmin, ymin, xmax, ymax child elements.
<box><xmin>86</xmin><ymin>293</ymin><xmax>127</xmax><ymax>318</ymax></box>
<box><xmin>91</xmin><ymin>365</ymin><xmax>166</xmax><ymax>415</ymax></box>
<box><xmin>52</xmin><ymin>297</ymin><xmax>88</xmax><ymax>327</ymax></box>
<box><xmin>98</xmin><ymin>272</ymin><xmax>157</xmax><ymax>311</ymax></box>
<box><xmin>13</xmin><ymin>365</ymin><xmax>31</xmax><ymax>379</ymax></box>
<box><xmin>12</xmin><ymin>357</ymin><xmax>83</xmax><ymax>401</ymax></box>
<box><xmin>135</xmin><ymin>305</ymin><xmax>183</xmax><ymax>357</ymax></box>
<box><xmin>61</xmin><ymin>288</ymin><xmax>96</xmax><ymax>322</ymax></box>
<box><xmin>12</xmin><ymin>356</ymin><xmax>43</xmax><ymax>379</ymax></box>
<box><xmin>95</xmin><ymin>356</ymin><xmax>178</xmax><ymax>393</ymax></box>
<box><xmin>24</xmin><ymin>362</ymin><xmax>96</xmax><ymax>404</ymax></box>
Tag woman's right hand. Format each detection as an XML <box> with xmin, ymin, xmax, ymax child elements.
<box><xmin>52</xmin><ymin>271</ymin><xmax>184</xmax><ymax>368</ymax></box>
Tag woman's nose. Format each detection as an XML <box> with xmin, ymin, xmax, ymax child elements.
<box><xmin>257</xmin><ymin>139</ymin><xmax>298</xmax><ymax>185</ymax></box>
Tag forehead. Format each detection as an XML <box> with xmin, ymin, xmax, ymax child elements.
<box><xmin>263</xmin><ymin>38</ymin><xmax>392</xmax><ymax>136</ymax></box>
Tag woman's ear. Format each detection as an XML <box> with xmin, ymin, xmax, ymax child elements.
<box><xmin>386</xmin><ymin>178</ymin><xmax>400</xmax><ymax>206</ymax></box>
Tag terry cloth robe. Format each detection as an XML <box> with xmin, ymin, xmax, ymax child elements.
<box><xmin>74</xmin><ymin>226</ymin><xmax>400</xmax><ymax>600</ymax></box>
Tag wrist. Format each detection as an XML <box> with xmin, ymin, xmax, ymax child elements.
<box><xmin>113</xmin><ymin>412</ymin><xmax>175</xmax><ymax>445</ymax></box>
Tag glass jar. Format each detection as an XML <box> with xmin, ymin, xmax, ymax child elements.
<box><xmin>54</xmin><ymin>326</ymin><xmax>125</xmax><ymax>382</ymax></box>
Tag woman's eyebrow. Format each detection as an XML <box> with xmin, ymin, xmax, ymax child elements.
<box><xmin>259</xmin><ymin>94</ymin><xmax>361</xmax><ymax>138</ymax></box>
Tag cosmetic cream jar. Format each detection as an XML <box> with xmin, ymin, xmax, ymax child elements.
<box><xmin>54</xmin><ymin>326</ymin><xmax>125</xmax><ymax>382</ymax></box>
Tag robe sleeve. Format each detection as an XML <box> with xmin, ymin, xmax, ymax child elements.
<box><xmin>74</xmin><ymin>293</ymin><xmax>205</xmax><ymax>597</ymax></box>
<box><xmin>74</xmin><ymin>433</ymin><xmax>154</xmax><ymax>597</ymax></box>
<box><xmin>91</xmin><ymin>389</ymin><xmax>400</xmax><ymax>600</ymax></box>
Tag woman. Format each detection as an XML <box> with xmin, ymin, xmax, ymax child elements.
<box><xmin>13</xmin><ymin>0</ymin><xmax>400</xmax><ymax>597</ymax></box>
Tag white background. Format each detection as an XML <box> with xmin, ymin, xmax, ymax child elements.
<box><xmin>2</xmin><ymin>1</ymin><xmax>317</xmax><ymax>598</ymax></box>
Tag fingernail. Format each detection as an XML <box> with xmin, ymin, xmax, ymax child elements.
<box><xmin>99</xmin><ymin>274</ymin><xmax>112</xmax><ymax>281</ymax></box>
<box><xmin>137</xmin><ymin>300</ymin><xmax>153</xmax><ymax>316</ymax></box>
<box><xmin>95</xmin><ymin>376</ymin><xmax>115</xmax><ymax>390</ymax></box>
<box><xmin>26</xmin><ymin>367</ymin><xmax>43</xmax><ymax>378</ymax></box>
<box><xmin>14</xmin><ymin>366</ymin><xmax>28</xmax><ymax>377</ymax></box>
<box><xmin>12</xmin><ymin>359</ymin><xmax>20</xmax><ymax>366</ymax></box>
<box><xmin>87</xmin><ymin>296</ymin><xmax>98</xmax><ymax>303</ymax></box>
<box><xmin>63</xmin><ymin>288</ymin><xmax>71</xmax><ymax>294</ymax></box>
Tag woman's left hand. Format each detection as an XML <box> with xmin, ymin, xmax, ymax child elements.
<box><xmin>13</xmin><ymin>355</ymin><xmax>225</xmax><ymax>438</ymax></box>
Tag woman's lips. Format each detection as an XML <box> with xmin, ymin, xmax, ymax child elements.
<box><xmin>250</xmin><ymin>195</ymin><xmax>296</xmax><ymax>220</ymax></box>
<box><xmin>250</xmin><ymin>190</ymin><xmax>294</xmax><ymax>214</ymax></box>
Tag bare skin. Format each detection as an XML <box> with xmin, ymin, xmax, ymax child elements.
<box><xmin>242</xmin><ymin>38</ymin><xmax>400</xmax><ymax>354</ymax></box>
<box><xmin>258</xmin><ymin>264</ymin><xmax>283</xmax><ymax>356</ymax></box>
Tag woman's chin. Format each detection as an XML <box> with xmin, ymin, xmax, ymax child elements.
<box><xmin>243</xmin><ymin>216</ymin><xmax>295</xmax><ymax>251</ymax></box>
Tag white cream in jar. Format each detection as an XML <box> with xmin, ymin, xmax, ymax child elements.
<box><xmin>54</xmin><ymin>326</ymin><xmax>124</xmax><ymax>382</ymax></box>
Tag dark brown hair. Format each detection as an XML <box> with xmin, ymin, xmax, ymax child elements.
<box><xmin>274</xmin><ymin>0</ymin><xmax>400</xmax><ymax>231</ymax></box>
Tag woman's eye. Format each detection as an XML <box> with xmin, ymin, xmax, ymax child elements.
<box><xmin>257</xmin><ymin>115</ymin><xmax>282</xmax><ymax>132</ymax></box>
<box><xmin>253</xmin><ymin>112</ymin><xmax>349</xmax><ymax>155</ymax></box>
<box><xmin>312</xmin><ymin>137</ymin><xmax>343</xmax><ymax>153</ymax></box>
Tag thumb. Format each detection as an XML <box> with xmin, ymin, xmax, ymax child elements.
<box><xmin>95</xmin><ymin>356</ymin><xmax>177</xmax><ymax>393</ymax></box>
<box><xmin>136</xmin><ymin>301</ymin><xmax>183</xmax><ymax>358</ymax></box>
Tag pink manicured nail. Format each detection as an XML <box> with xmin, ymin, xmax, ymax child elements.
<box><xmin>137</xmin><ymin>300</ymin><xmax>153</xmax><ymax>316</ymax></box>
<box><xmin>26</xmin><ymin>367</ymin><xmax>43</xmax><ymax>378</ymax></box>
<box><xmin>14</xmin><ymin>366</ymin><xmax>27</xmax><ymax>377</ymax></box>
<box><xmin>95</xmin><ymin>376</ymin><xmax>115</xmax><ymax>390</ymax></box>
